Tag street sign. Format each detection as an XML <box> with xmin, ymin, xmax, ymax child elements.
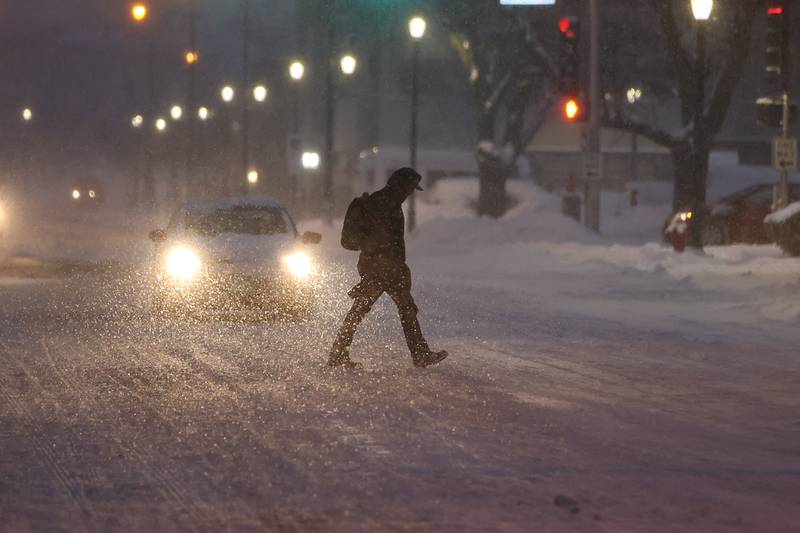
<box><xmin>583</xmin><ymin>151</ymin><xmax>602</xmax><ymax>181</ymax></box>
<box><xmin>772</xmin><ymin>137</ymin><xmax>797</xmax><ymax>170</ymax></box>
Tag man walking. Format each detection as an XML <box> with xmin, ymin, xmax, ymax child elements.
<box><xmin>328</xmin><ymin>167</ymin><xmax>448</xmax><ymax>370</ymax></box>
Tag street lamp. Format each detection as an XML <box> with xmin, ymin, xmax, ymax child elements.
<box><xmin>409</xmin><ymin>16</ymin><xmax>427</xmax><ymax>40</ymax></box>
<box><xmin>221</xmin><ymin>85</ymin><xmax>235</xmax><ymax>103</ymax></box>
<box><xmin>691</xmin><ymin>0</ymin><xmax>713</xmax><ymax>21</ymax></box>
<box><xmin>340</xmin><ymin>54</ymin><xmax>357</xmax><ymax>76</ymax></box>
<box><xmin>155</xmin><ymin>117</ymin><xmax>167</xmax><ymax>132</ymax></box>
<box><xmin>21</xmin><ymin>108</ymin><xmax>33</xmax><ymax>122</ymax></box>
<box><xmin>302</xmin><ymin>151</ymin><xmax>321</xmax><ymax>171</ymax></box>
<box><xmin>247</xmin><ymin>169</ymin><xmax>259</xmax><ymax>185</ymax></box>
<box><xmin>289</xmin><ymin>61</ymin><xmax>305</xmax><ymax>82</ymax></box>
<box><xmin>407</xmin><ymin>15</ymin><xmax>427</xmax><ymax>232</ymax></box>
<box><xmin>197</xmin><ymin>107</ymin><xmax>209</xmax><ymax>121</ymax></box>
<box><xmin>253</xmin><ymin>85</ymin><xmax>268</xmax><ymax>103</ymax></box>
<box><xmin>131</xmin><ymin>2</ymin><xmax>148</xmax><ymax>22</ymax></box>
<box><xmin>170</xmin><ymin>105</ymin><xmax>183</xmax><ymax>120</ymax></box>
<box><xmin>185</xmin><ymin>51</ymin><xmax>199</xmax><ymax>65</ymax></box>
<box><xmin>132</xmin><ymin>114</ymin><xmax>144</xmax><ymax>128</ymax></box>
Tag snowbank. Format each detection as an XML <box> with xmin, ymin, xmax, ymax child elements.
<box><xmin>765</xmin><ymin>201</ymin><xmax>800</xmax><ymax>224</ymax></box>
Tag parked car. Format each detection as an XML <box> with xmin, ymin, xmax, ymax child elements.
<box><xmin>148</xmin><ymin>196</ymin><xmax>322</xmax><ymax>318</ymax></box>
<box><xmin>664</xmin><ymin>183</ymin><xmax>800</xmax><ymax>246</ymax></box>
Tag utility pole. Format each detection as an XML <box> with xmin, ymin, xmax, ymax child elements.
<box><xmin>584</xmin><ymin>0</ymin><xmax>601</xmax><ymax>233</ymax></box>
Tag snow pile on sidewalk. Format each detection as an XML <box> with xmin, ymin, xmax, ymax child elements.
<box><xmin>765</xmin><ymin>201</ymin><xmax>800</xmax><ymax>224</ymax></box>
<box><xmin>405</xmin><ymin>179</ymin><xmax>800</xmax><ymax>323</ymax></box>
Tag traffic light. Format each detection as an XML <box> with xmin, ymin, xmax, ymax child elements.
<box><xmin>757</xmin><ymin>1</ymin><xmax>795</xmax><ymax>128</ymax></box>
<box><xmin>766</xmin><ymin>0</ymin><xmax>790</xmax><ymax>91</ymax></box>
<box><xmin>558</xmin><ymin>17</ymin><xmax>580</xmax><ymax>93</ymax></box>
<box><xmin>558</xmin><ymin>17</ymin><xmax>586</xmax><ymax>123</ymax></box>
<box><xmin>562</xmin><ymin>97</ymin><xmax>586</xmax><ymax>122</ymax></box>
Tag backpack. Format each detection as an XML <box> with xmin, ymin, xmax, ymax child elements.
<box><xmin>341</xmin><ymin>193</ymin><xmax>370</xmax><ymax>251</ymax></box>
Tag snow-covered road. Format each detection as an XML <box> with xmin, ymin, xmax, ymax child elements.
<box><xmin>1</xmin><ymin>255</ymin><xmax>798</xmax><ymax>532</ymax></box>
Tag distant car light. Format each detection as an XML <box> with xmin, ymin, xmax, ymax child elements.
<box><xmin>283</xmin><ymin>252</ymin><xmax>312</xmax><ymax>279</ymax></box>
<box><xmin>165</xmin><ymin>246</ymin><xmax>202</xmax><ymax>281</ymax></box>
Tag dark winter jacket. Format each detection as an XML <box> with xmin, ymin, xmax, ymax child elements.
<box><xmin>357</xmin><ymin>182</ymin><xmax>408</xmax><ymax>271</ymax></box>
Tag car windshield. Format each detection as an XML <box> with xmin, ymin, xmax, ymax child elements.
<box><xmin>184</xmin><ymin>207</ymin><xmax>289</xmax><ymax>237</ymax></box>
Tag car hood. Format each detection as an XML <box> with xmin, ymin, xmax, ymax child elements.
<box><xmin>167</xmin><ymin>232</ymin><xmax>298</xmax><ymax>272</ymax></box>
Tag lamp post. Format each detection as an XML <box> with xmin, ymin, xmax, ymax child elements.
<box><xmin>323</xmin><ymin>41</ymin><xmax>357</xmax><ymax>224</ymax></box>
<box><xmin>130</xmin><ymin>2</ymin><xmax>156</xmax><ymax>208</ymax></box>
<box><xmin>289</xmin><ymin>60</ymin><xmax>305</xmax><ymax>203</ymax></box>
<box><xmin>690</xmin><ymin>0</ymin><xmax>713</xmax><ymax>248</ymax></box>
<box><xmin>407</xmin><ymin>16</ymin><xmax>426</xmax><ymax>233</ymax></box>
<box><xmin>219</xmin><ymin>85</ymin><xmax>236</xmax><ymax>196</ymax></box>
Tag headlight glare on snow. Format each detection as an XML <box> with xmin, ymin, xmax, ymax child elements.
<box><xmin>283</xmin><ymin>252</ymin><xmax>312</xmax><ymax>279</ymax></box>
<box><xmin>165</xmin><ymin>246</ymin><xmax>202</xmax><ymax>281</ymax></box>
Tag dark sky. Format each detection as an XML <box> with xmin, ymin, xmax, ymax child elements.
<box><xmin>0</xmin><ymin>0</ymin><xmax>296</xmax><ymax>157</ymax></box>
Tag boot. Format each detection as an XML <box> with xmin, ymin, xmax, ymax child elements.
<box><xmin>412</xmin><ymin>349</ymin><xmax>449</xmax><ymax>368</ymax></box>
<box><xmin>327</xmin><ymin>348</ymin><xmax>363</xmax><ymax>370</ymax></box>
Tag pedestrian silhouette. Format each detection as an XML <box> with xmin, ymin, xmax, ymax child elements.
<box><xmin>329</xmin><ymin>167</ymin><xmax>448</xmax><ymax>369</ymax></box>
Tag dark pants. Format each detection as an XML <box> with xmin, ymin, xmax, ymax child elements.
<box><xmin>331</xmin><ymin>257</ymin><xmax>430</xmax><ymax>358</ymax></box>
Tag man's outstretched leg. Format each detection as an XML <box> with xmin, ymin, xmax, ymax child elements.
<box><xmin>328</xmin><ymin>289</ymin><xmax>381</xmax><ymax>369</ymax></box>
<box><xmin>388</xmin><ymin>288</ymin><xmax>448</xmax><ymax>368</ymax></box>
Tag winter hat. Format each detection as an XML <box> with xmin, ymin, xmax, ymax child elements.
<box><xmin>388</xmin><ymin>167</ymin><xmax>424</xmax><ymax>191</ymax></box>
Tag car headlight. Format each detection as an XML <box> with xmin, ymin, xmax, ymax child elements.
<box><xmin>283</xmin><ymin>252</ymin><xmax>312</xmax><ymax>279</ymax></box>
<box><xmin>165</xmin><ymin>246</ymin><xmax>202</xmax><ymax>281</ymax></box>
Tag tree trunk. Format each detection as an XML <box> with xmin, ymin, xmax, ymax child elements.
<box><xmin>477</xmin><ymin>158</ymin><xmax>511</xmax><ymax>218</ymax></box>
<box><xmin>671</xmin><ymin>141</ymin><xmax>709</xmax><ymax>249</ymax></box>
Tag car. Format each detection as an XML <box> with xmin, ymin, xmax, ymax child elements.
<box><xmin>69</xmin><ymin>179</ymin><xmax>104</xmax><ymax>207</ymax></box>
<box><xmin>148</xmin><ymin>196</ymin><xmax>322</xmax><ymax>318</ymax></box>
<box><xmin>665</xmin><ymin>183</ymin><xmax>800</xmax><ymax>246</ymax></box>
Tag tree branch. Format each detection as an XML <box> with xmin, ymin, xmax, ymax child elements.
<box><xmin>602</xmin><ymin>112</ymin><xmax>681</xmax><ymax>149</ymax></box>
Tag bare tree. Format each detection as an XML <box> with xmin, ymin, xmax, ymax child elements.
<box><xmin>602</xmin><ymin>0</ymin><xmax>760</xmax><ymax>247</ymax></box>
<box><xmin>435</xmin><ymin>2</ymin><xmax>559</xmax><ymax>218</ymax></box>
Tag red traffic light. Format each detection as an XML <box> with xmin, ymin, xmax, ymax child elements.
<box><xmin>559</xmin><ymin>17</ymin><xmax>577</xmax><ymax>38</ymax></box>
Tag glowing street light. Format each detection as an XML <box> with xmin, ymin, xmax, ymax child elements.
<box><xmin>185</xmin><ymin>51</ymin><xmax>199</xmax><ymax>65</ymax></box>
<box><xmin>155</xmin><ymin>117</ymin><xmax>167</xmax><ymax>132</ymax></box>
<box><xmin>289</xmin><ymin>61</ymin><xmax>305</xmax><ymax>81</ymax></box>
<box><xmin>72</xmin><ymin>189</ymin><xmax>81</xmax><ymax>200</ymax></box>
<box><xmin>221</xmin><ymin>85</ymin><xmax>235</xmax><ymax>103</ymax></box>
<box><xmin>340</xmin><ymin>54</ymin><xmax>357</xmax><ymax>76</ymax></box>
<box><xmin>408</xmin><ymin>16</ymin><xmax>427</xmax><ymax>40</ymax></box>
<box><xmin>301</xmin><ymin>151</ymin><xmax>321</xmax><ymax>171</ymax></box>
<box><xmin>21</xmin><ymin>108</ymin><xmax>33</xmax><ymax>122</ymax></box>
<box><xmin>691</xmin><ymin>0</ymin><xmax>713</xmax><ymax>21</ymax></box>
<box><xmin>131</xmin><ymin>2</ymin><xmax>148</xmax><ymax>22</ymax></box>
<box><xmin>131</xmin><ymin>114</ymin><xmax>144</xmax><ymax>128</ymax></box>
<box><xmin>197</xmin><ymin>107</ymin><xmax>209</xmax><ymax>121</ymax></box>
<box><xmin>170</xmin><ymin>105</ymin><xmax>183</xmax><ymax>120</ymax></box>
<box><xmin>253</xmin><ymin>85</ymin><xmax>268</xmax><ymax>103</ymax></box>
<box><xmin>247</xmin><ymin>169</ymin><xmax>259</xmax><ymax>185</ymax></box>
